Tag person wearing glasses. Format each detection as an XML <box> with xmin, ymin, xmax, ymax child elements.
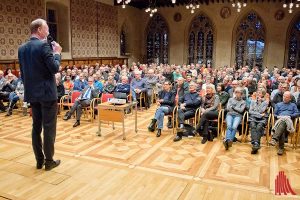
<box><xmin>63</xmin><ymin>76</ymin><xmax>100</xmax><ymax>127</ymax></box>
<box><xmin>271</xmin><ymin>83</ymin><xmax>296</xmax><ymax>108</ymax></box>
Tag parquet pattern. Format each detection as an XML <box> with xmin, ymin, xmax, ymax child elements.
<box><xmin>1</xmin><ymin>106</ymin><xmax>300</xmax><ymax>199</ymax></box>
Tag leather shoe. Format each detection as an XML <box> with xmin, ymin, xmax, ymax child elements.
<box><xmin>73</xmin><ymin>121</ymin><xmax>80</xmax><ymax>127</ymax></box>
<box><xmin>63</xmin><ymin>115</ymin><xmax>71</xmax><ymax>121</ymax></box>
<box><xmin>156</xmin><ymin>129</ymin><xmax>161</xmax><ymax>137</ymax></box>
<box><xmin>45</xmin><ymin>160</ymin><xmax>61</xmax><ymax>171</ymax></box>
<box><xmin>201</xmin><ymin>137</ymin><xmax>208</xmax><ymax>144</ymax></box>
<box><xmin>173</xmin><ymin>135</ymin><xmax>182</xmax><ymax>142</ymax></box>
<box><xmin>36</xmin><ymin>160</ymin><xmax>45</xmax><ymax>169</ymax></box>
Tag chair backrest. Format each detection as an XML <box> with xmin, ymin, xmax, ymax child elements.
<box><xmin>71</xmin><ymin>91</ymin><xmax>81</xmax><ymax>103</ymax></box>
<box><xmin>101</xmin><ymin>93</ymin><xmax>113</xmax><ymax>103</ymax></box>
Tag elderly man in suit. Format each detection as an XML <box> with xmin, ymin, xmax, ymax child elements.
<box><xmin>18</xmin><ymin>18</ymin><xmax>62</xmax><ymax>171</ymax></box>
<box><xmin>63</xmin><ymin>76</ymin><xmax>100</xmax><ymax>127</ymax></box>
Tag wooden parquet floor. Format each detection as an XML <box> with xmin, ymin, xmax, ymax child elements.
<box><xmin>0</xmin><ymin>106</ymin><xmax>300</xmax><ymax>199</ymax></box>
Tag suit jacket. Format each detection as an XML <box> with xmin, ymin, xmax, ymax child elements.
<box><xmin>18</xmin><ymin>37</ymin><xmax>61</xmax><ymax>102</ymax></box>
<box><xmin>79</xmin><ymin>86</ymin><xmax>100</xmax><ymax>103</ymax></box>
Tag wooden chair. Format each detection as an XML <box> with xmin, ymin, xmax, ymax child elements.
<box><xmin>269</xmin><ymin>107</ymin><xmax>298</xmax><ymax>148</ymax></box>
<box><xmin>60</xmin><ymin>91</ymin><xmax>81</xmax><ymax>118</ymax></box>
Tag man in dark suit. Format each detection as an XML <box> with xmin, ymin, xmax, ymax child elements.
<box><xmin>18</xmin><ymin>19</ymin><xmax>62</xmax><ymax>171</ymax></box>
<box><xmin>63</xmin><ymin>76</ymin><xmax>100</xmax><ymax>127</ymax></box>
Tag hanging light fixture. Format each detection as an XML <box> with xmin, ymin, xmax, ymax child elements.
<box><xmin>186</xmin><ymin>0</ymin><xmax>200</xmax><ymax>14</ymax></box>
<box><xmin>117</xmin><ymin>0</ymin><xmax>131</xmax><ymax>9</ymax></box>
<box><xmin>145</xmin><ymin>0</ymin><xmax>158</xmax><ymax>17</ymax></box>
<box><xmin>171</xmin><ymin>0</ymin><xmax>176</xmax><ymax>3</ymax></box>
<box><xmin>231</xmin><ymin>0</ymin><xmax>246</xmax><ymax>12</ymax></box>
<box><xmin>283</xmin><ymin>0</ymin><xmax>299</xmax><ymax>13</ymax></box>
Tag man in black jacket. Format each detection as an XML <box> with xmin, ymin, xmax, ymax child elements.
<box><xmin>148</xmin><ymin>81</ymin><xmax>175</xmax><ymax>137</ymax></box>
<box><xmin>173</xmin><ymin>82</ymin><xmax>201</xmax><ymax>142</ymax></box>
<box><xmin>18</xmin><ymin>19</ymin><xmax>62</xmax><ymax>171</ymax></box>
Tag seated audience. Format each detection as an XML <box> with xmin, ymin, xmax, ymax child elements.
<box><xmin>248</xmin><ymin>88</ymin><xmax>268</xmax><ymax>154</ymax></box>
<box><xmin>63</xmin><ymin>75</ymin><xmax>74</xmax><ymax>94</ymax></box>
<box><xmin>216</xmin><ymin>83</ymin><xmax>230</xmax><ymax>107</ymax></box>
<box><xmin>103</xmin><ymin>76</ymin><xmax>116</xmax><ymax>94</ymax></box>
<box><xmin>115</xmin><ymin>76</ymin><xmax>130</xmax><ymax>95</ymax></box>
<box><xmin>269</xmin><ymin>91</ymin><xmax>299</xmax><ymax>155</ymax></box>
<box><xmin>63</xmin><ymin>77</ymin><xmax>100</xmax><ymax>127</ymax></box>
<box><xmin>73</xmin><ymin>73</ymin><xmax>88</xmax><ymax>91</ymax></box>
<box><xmin>173</xmin><ymin>82</ymin><xmax>201</xmax><ymax>142</ymax></box>
<box><xmin>0</xmin><ymin>73</ymin><xmax>17</xmax><ymax>112</ymax></box>
<box><xmin>145</xmin><ymin>69</ymin><xmax>158</xmax><ymax>106</ymax></box>
<box><xmin>6</xmin><ymin>74</ymin><xmax>25</xmax><ymax>116</ymax></box>
<box><xmin>131</xmin><ymin>71</ymin><xmax>147</xmax><ymax>106</ymax></box>
<box><xmin>148</xmin><ymin>81</ymin><xmax>175</xmax><ymax>137</ymax></box>
<box><xmin>194</xmin><ymin>84</ymin><xmax>220</xmax><ymax>144</ymax></box>
<box><xmin>223</xmin><ymin>87</ymin><xmax>246</xmax><ymax>150</ymax></box>
<box><xmin>271</xmin><ymin>83</ymin><xmax>296</xmax><ymax>107</ymax></box>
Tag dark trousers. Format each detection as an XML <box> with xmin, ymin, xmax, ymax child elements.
<box><xmin>195</xmin><ymin>110</ymin><xmax>219</xmax><ymax>138</ymax></box>
<box><xmin>177</xmin><ymin>108</ymin><xmax>195</xmax><ymax>125</ymax></box>
<box><xmin>68</xmin><ymin>99</ymin><xmax>90</xmax><ymax>121</ymax></box>
<box><xmin>31</xmin><ymin>100</ymin><xmax>57</xmax><ymax>162</ymax></box>
<box><xmin>0</xmin><ymin>92</ymin><xmax>9</xmax><ymax>110</ymax></box>
<box><xmin>250</xmin><ymin>121</ymin><xmax>265</xmax><ymax>144</ymax></box>
<box><xmin>272</xmin><ymin>121</ymin><xmax>288</xmax><ymax>149</ymax></box>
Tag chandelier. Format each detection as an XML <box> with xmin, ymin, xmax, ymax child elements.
<box><xmin>231</xmin><ymin>1</ymin><xmax>247</xmax><ymax>12</ymax></box>
<box><xmin>283</xmin><ymin>0</ymin><xmax>300</xmax><ymax>13</ymax></box>
<box><xmin>117</xmin><ymin>0</ymin><xmax>131</xmax><ymax>9</ymax></box>
<box><xmin>186</xmin><ymin>0</ymin><xmax>200</xmax><ymax>14</ymax></box>
<box><xmin>145</xmin><ymin>0</ymin><xmax>158</xmax><ymax>17</ymax></box>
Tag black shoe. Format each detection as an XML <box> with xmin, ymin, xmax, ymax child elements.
<box><xmin>45</xmin><ymin>160</ymin><xmax>61</xmax><ymax>171</ymax></box>
<box><xmin>208</xmin><ymin>130</ymin><xmax>214</xmax><ymax>141</ymax></box>
<box><xmin>148</xmin><ymin>119</ymin><xmax>157</xmax><ymax>132</ymax></box>
<box><xmin>201</xmin><ymin>137</ymin><xmax>208</xmax><ymax>144</ymax></box>
<box><xmin>223</xmin><ymin>140</ymin><xmax>229</xmax><ymax>150</ymax></box>
<box><xmin>63</xmin><ymin>114</ymin><xmax>71</xmax><ymax>121</ymax></box>
<box><xmin>36</xmin><ymin>160</ymin><xmax>45</xmax><ymax>169</ymax></box>
<box><xmin>251</xmin><ymin>142</ymin><xmax>260</xmax><ymax>154</ymax></box>
<box><xmin>73</xmin><ymin>121</ymin><xmax>80</xmax><ymax>127</ymax></box>
<box><xmin>173</xmin><ymin>135</ymin><xmax>182</xmax><ymax>142</ymax></box>
<box><xmin>167</xmin><ymin>119</ymin><xmax>173</xmax><ymax>129</ymax></box>
<box><xmin>156</xmin><ymin>129</ymin><xmax>161</xmax><ymax>137</ymax></box>
<box><xmin>233</xmin><ymin>137</ymin><xmax>238</xmax><ymax>142</ymax></box>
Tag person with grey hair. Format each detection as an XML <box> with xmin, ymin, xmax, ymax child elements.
<box><xmin>63</xmin><ymin>76</ymin><xmax>100</xmax><ymax>127</ymax></box>
<box><xmin>131</xmin><ymin>70</ymin><xmax>147</xmax><ymax>106</ymax></box>
<box><xmin>193</xmin><ymin>84</ymin><xmax>220</xmax><ymax>144</ymax></box>
<box><xmin>18</xmin><ymin>18</ymin><xmax>62</xmax><ymax>170</ymax></box>
<box><xmin>144</xmin><ymin>69</ymin><xmax>158</xmax><ymax>106</ymax></box>
<box><xmin>223</xmin><ymin>87</ymin><xmax>246</xmax><ymax>150</ymax></box>
<box><xmin>173</xmin><ymin>82</ymin><xmax>201</xmax><ymax>142</ymax></box>
<box><xmin>248</xmin><ymin>88</ymin><xmax>268</xmax><ymax>154</ymax></box>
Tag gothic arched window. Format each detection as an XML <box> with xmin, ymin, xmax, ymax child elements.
<box><xmin>146</xmin><ymin>14</ymin><xmax>169</xmax><ymax>64</ymax></box>
<box><xmin>188</xmin><ymin>14</ymin><xmax>214</xmax><ymax>65</ymax></box>
<box><xmin>120</xmin><ymin>30</ymin><xmax>126</xmax><ymax>56</ymax></box>
<box><xmin>235</xmin><ymin>12</ymin><xmax>265</xmax><ymax>69</ymax></box>
<box><xmin>286</xmin><ymin>16</ymin><xmax>300</xmax><ymax>69</ymax></box>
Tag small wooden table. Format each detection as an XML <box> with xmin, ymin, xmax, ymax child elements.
<box><xmin>97</xmin><ymin>102</ymin><xmax>138</xmax><ymax>140</ymax></box>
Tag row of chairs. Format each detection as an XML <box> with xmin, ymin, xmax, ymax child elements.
<box><xmin>170</xmin><ymin>104</ymin><xmax>300</xmax><ymax>149</ymax></box>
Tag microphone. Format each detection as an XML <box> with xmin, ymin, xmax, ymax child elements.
<box><xmin>47</xmin><ymin>35</ymin><xmax>55</xmax><ymax>50</ymax></box>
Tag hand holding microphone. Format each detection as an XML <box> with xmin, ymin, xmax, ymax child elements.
<box><xmin>52</xmin><ymin>41</ymin><xmax>62</xmax><ymax>55</ymax></box>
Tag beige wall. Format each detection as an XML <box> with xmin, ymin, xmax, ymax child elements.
<box><xmin>118</xmin><ymin>6</ymin><xmax>144</xmax><ymax>64</ymax></box>
<box><xmin>119</xmin><ymin>3</ymin><xmax>299</xmax><ymax>68</ymax></box>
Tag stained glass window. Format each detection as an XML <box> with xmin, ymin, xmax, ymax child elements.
<box><xmin>287</xmin><ymin>17</ymin><xmax>300</xmax><ymax>69</ymax></box>
<box><xmin>146</xmin><ymin>14</ymin><xmax>169</xmax><ymax>64</ymax></box>
<box><xmin>188</xmin><ymin>14</ymin><xmax>214</xmax><ymax>65</ymax></box>
<box><xmin>120</xmin><ymin>30</ymin><xmax>126</xmax><ymax>56</ymax></box>
<box><xmin>235</xmin><ymin>12</ymin><xmax>265</xmax><ymax>69</ymax></box>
